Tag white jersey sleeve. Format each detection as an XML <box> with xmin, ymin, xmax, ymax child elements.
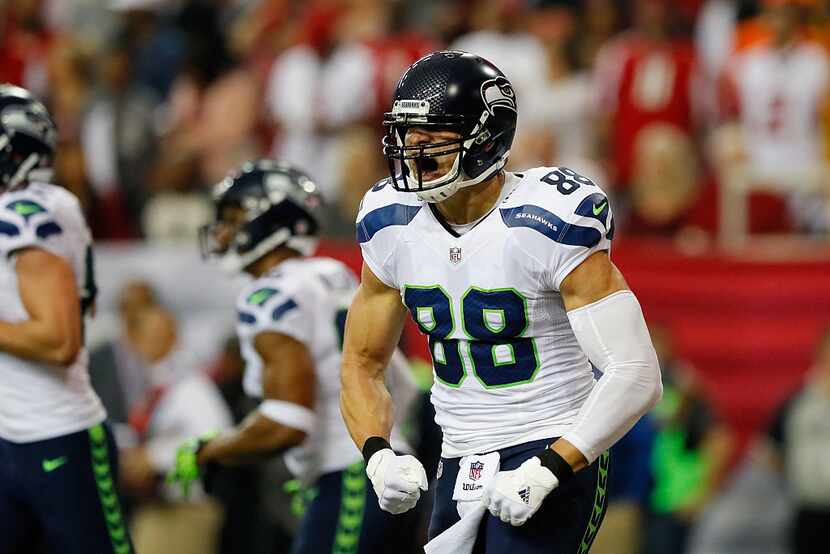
<box><xmin>501</xmin><ymin>166</ymin><xmax>614</xmax><ymax>291</ymax></box>
<box><xmin>355</xmin><ymin>178</ymin><xmax>423</xmax><ymax>289</ymax></box>
<box><xmin>0</xmin><ymin>187</ymin><xmax>86</xmax><ymax>262</ymax></box>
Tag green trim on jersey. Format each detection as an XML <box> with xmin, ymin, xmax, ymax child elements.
<box><xmin>416</xmin><ymin>306</ymin><xmax>437</xmax><ymax>332</ymax></box>
<box><xmin>88</xmin><ymin>424</ymin><xmax>132</xmax><ymax>554</ymax></box>
<box><xmin>578</xmin><ymin>450</ymin><xmax>609</xmax><ymax>554</ymax></box>
<box><xmin>482</xmin><ymin>308</ymin><xmax>507</xmax><ymax>333</ymax></box>
<box><xmin>333</xmin><ymin>461</ymin><xmax>367</xmax><ymax>554</ymax></box>
<box><xmin>491</xmin><ymin>343</ymin><xmax>516</xmax><ymax>366</ymax></box>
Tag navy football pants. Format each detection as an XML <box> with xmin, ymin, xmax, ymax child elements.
<box><xmin>0</xmin><ymin>423</ymin><xmax>133</xmax><ymax>554</ymax></box>
<box><xmin>428</xmin><ymin>438</ymin><xmax>609</xmax><ymax>554</ymax></box>
<box><xmin>291</xmin><ymin>461</ymin><xmax>422</xmax><ymax>554</ymax></box>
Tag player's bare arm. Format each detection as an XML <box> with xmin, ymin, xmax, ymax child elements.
<box><xmin>340</xmin><ymin>262</ymin><xmax>407</xmax><ymax>449</ymax></box>
<box><xmin>198</xmin><ymin>330</ymin><xmax>314</xmax><ymax>465</ymax></box>
<box><xmin>0</xmin><ymin>248</ymin><xmax>81</xmax><ymax>366</ymax></box>
<box><xmin>340</xmin><ymin>262</ymin><xmax>428</xmax><ymax>514</ymax></box>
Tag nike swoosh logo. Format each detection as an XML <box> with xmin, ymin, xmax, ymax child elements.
<box><xmin>42</xmin><ymin>456</ymin><xmax>68</xmax><ymax>472</ymax></box>
<box><xmin>592</xmin><ymin>201</ymin><xmax>608</xmax><ymax>216</ymax></box>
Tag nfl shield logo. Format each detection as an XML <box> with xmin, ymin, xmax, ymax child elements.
<box><xmin>469</xmin><ymin>461</ymin><xmax>484</xmax><ymax>481</ymax></box>
<box><xmin>449</xmin><ymin>247</ymin><xmax>462</xmax><ymax>264</ymax></box>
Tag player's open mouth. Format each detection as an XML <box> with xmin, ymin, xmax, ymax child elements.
<box><xmin>415</xmin><ymin>157</ymin><xmax>442</xmax><ymax>181</ymax></box>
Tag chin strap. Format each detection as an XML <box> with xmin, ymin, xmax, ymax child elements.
<box><xmin>6</xmin><ymin>153</ymin><xmax>41</xmax><ymax>192</ymax></box>
<box><xmin>217</xmin><ymin>229</ymin><xmax>319</xmax><ymax>273</ymax></box>
<box><xmin>416</xmin><ymin>151</ymin><xmax>510</xmax><ymax>203</ymax></box>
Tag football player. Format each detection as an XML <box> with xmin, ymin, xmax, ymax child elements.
<box><xmin>0</xmin><ymin>85</ymin><xmax>133</xmax><ymax>553</ymax></box>
<box><xmin>169</xmin><ymin>160</ymin><xmax>421</xmax><ymax>553</ymax></box>
<box><xmin>340</xmin><ymin>51</ymin><xmax>663</xmax><ymax>553</ymax></box>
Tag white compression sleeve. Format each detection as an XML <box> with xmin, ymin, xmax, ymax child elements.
<box><xmin>562</xmin><ymin>290</ymin><xmax>663</xmax><ymax>463</ymax></box>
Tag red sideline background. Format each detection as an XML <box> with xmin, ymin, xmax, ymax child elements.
<box><xmin>317</xmin><ymin>238</ymin><xmax>830</xmax><ymax>451</ymax></box>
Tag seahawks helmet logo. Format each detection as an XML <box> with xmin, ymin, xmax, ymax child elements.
<box><xmin>0</xmin><ymin>104</ymin><xmax>56</xmax><ymax>146</ymax></box>
<box><xmin>480</xmin><ymin>76</ymin><xmax>516</xmax><ymax>116</ymax></box>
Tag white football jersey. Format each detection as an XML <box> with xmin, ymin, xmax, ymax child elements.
<box><xmin>236</xmin><ymin>257</ymin><xmax>412</xmax><ymax>482</ymax></box>
<box><xmin>357</xmin><ymin>168</ymin><xmax>614</xmax><ymax>457</ymax></box>
<box><xmin>0</xmin><ymin>183</ymin><xmax>105</xmax><ymax>442</ymax></box>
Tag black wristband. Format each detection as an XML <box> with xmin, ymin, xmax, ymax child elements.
<box><xmin>537</xmin><ymin>446</ymin><xmax>575</xmax><ymax>484</ymax></box>
<box><xmin>362</xmin><ymin>436</ymin><xmax>392</xmax><ymax>463</ymax></box>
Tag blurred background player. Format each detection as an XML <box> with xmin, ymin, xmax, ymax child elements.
<box><xmin>0</xmin><ymin>84</ymin><xmax>134</xmax><ymax>553</ymax></box>
<box><xmin>168</xmin><ymin>160</ymin><xmax>422</xmax><ymax>554</ymax></box>
<box><xmin>341</xmin><ymin>51</ymin><xmax>662</xmax><ymax>552</ymax></box>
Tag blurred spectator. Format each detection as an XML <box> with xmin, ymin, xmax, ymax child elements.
<box><xmin>451</xmin><ymin>0</ymin><xmax>547</xmax><ymax>106</ymax></box>
<box><xmin>45</xmin><ymin>37</ymin><xmax>92</xmax><ymax>142</ymax></box>
<box><xmin>594</xmin><ymin>0</ymin><xmax>700</xmax><ymax>189</ymax></box>
<box><xmin>694</xmin><ymin>0</ymin><xmax>762</xmax><ymax>125</ymax></box>
<box><xmin>143</xmin><ymin>46</ymin><xmax>257</xmax><ymax>240</ymax></box>
<box><xmin>575</xmin><ymin>0</ymin><xmax>622</xmax><ymax>70</ymax></box>
<box><xmin>625</xmin><ymin>123</ymin><xmax>708</xmax><ymax>237</ymax></box>
<box><xmin>0</xmin><ymin>0</ymin><xmax>53</xmax><ymax>96</ymax></box>
<box><xmin>644</xmin><ymin>324</ymin><xmax>732</xmax><ymax>554</ymax></box>
<box><xmin>452</xmin><ymin>0</ymin><xmax>548</xmax><ymax>161</ymax></box>
<box><xmin>767</xmin><ymin>326</ymin><xmax>830</xmax><ymax>554</ymax></box>
<box><xmin>121</xmin><ymin>305</ymin><xmax>232</xmax><ymax>554</ymax></box>
<box><xmin>264</xmin><ymin>1</ymin><xmax>365</xmax><ymax>200</ymax></box>
<box><xmin>118</xmin><ymin>5</ymin><xmax>187</xmax><ymax>99</ymax></box>
<box><xmin>90</xmin><ymin>279</ymin><xmax>158</xmax><ymax>432</ymax></box>
<box><xmin>160</xmin><ymin>48</ymin><xmax>259</xmax><ymax>185</ymax></box>
<box><xmin>512</xmin><ymin>2</ymin><xmax>606</xmax><ymax>183</ymax></box>
<box><xmin>265</xmin><ymin>0</ymin><xmax>431</xmax><ymax>203</ymax></box>
<box><xmin>717</xmin><ymin>0</ymin><xmax>830</xmax><ymax>233</ymax></box>
<box><xmin>81</xmin><ymin>37</ymin><xmax>159</xmax><ymax>237</ymax></box>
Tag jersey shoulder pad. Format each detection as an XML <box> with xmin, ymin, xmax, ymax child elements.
<box><xmin>355</xmin><ymin>177</ymin><xmax>423</xmax><ymax>244</ymax></box>
<box><xmin>236</xmin><ymin>273</ymin><xmax>304</xmax><ymax>330</ymax></box>
<box><xmin>501</xmin><ymin>167</ymin><xmax>615</xmax><ymax>247</ymax></box>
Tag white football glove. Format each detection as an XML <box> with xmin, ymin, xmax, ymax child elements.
<box><xmin>366</xmin><ymin>449</ymin><xmax>428</xmax><ymax>514</ymax></box>
<box><xmin>481</xmin><ymin>457</ymin><xmax>559</xmax><ymax>526</ymax></box>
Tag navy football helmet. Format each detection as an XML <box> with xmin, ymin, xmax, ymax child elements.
<box><xmin>382</xmin><ymin>51</ymin><xmax>517</xmax><ymax>202</ymax></box>
<box><xmin>0</xmin><ymin>84</ymin><xmax>57</xmax><ymax>193</ymax></box>
<box><xmin>199</xmin><ymin>160</ymin><xmax>323</xmax><ymax>272</ymax></box>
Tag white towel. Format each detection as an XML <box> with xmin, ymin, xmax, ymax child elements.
<box><xmin>424</xmin><ymin>452</ymin><xmax>500</xmax><ymax>553</ymax></box>
<box><xmin>424</xmin><ymin>503</ymin><xmax>487</xmax><ymax>554</ymax></box>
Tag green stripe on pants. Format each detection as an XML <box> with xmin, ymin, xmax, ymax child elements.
<box><xmin>333</xmin><ymin>461</ymin><xmax>367</xmax><ymax>554</ymax></box>
<box><xmin>578</xmin><ymin>450</ymin><xmax>610</xmax><ymax>554</ymax></box>
<box><xmin>88</xmin><ymin>424</ymin><xmax>132</xmax><ymax>554</ymax></box>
